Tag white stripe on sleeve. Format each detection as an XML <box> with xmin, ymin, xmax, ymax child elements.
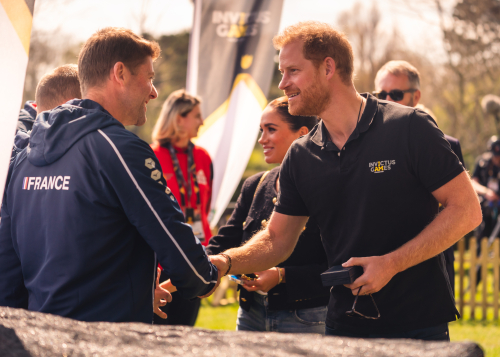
<box><xmin>98</xmin><ymin>129</ymin><xmax>216</xmax><ymax>285</ymax></box>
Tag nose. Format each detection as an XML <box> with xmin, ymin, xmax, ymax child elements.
<box><xmin>258</xmin><ymin>130</ymin><xmax>266</xmax><ymax>145</ymax></box>
<box><xmin>278</xmin><ymin>73</ymin><xmax>288</xmax><ymax>91</ymax></box>
<box><xmin>150</xmin><ymin>85</ymin><xmax>158</xmax><ymax>100</ymax></box>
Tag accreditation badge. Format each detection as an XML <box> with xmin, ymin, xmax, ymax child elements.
<box><xmin>185</xmin><ymin>207</ymin><xmax>205</xmax><ymax>243</ymax></box>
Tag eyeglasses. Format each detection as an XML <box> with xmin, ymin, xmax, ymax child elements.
<box><xmin>345</xmin><ymin>287</ymin><xmax>381</xmax><ymax>320</ymax></box>
<box><xmin>372</xmin><ymin>89</ymin><xmax>417</xmax><ymax>101</ymax></box>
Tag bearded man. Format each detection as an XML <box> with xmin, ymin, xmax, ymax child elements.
<box><xmin>209</xmin><ymin>21</ymin><xmax>481</xmax><ymax>340</ymax></box>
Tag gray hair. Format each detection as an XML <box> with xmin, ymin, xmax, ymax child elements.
<box><xmin>375</xmin><ymin>60</ymin><xmax>420</xmax><ymax>90</ymax></box>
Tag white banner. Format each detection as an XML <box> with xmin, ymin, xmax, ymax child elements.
<box><xmin>187</xmin><ymin>0</ymin><xmax>283</xmax><ymax>228</ymax></box>
<box><xmin>0</xmin><ymin>0</ymin><xmax>34</xmax><ymax>202</ymax></box>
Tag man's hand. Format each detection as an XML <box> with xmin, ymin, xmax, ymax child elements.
<box><xmin>342</xmin><ymin>255</ymin><xmax>398</xmax><ymax>295</ymax></box>
<box><xmin>241</xmin><ymin>269</ymin><xmax>280</xmax><ymax>293</ymax></box>
<box><xmin>160</xmin><ymin>279</ymin><xmax>177</xmax><ymax>293</ymax></box>
<box><xmin>208</xmin><ymin>254</ymin><xmax>229</xmax><ymax>277</ymax></box>
<box><xmin>154</xmin><ymin>268</ymin><xmax>172</xmax><ymax>319</ymax></box>
<box><xmin>198</xmin><ymin>259</ymin><xmax>224</xmax><ymax>298</ymax></box>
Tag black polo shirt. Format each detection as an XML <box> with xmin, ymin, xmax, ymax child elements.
<box><xmin>275</xmin><ymin>93</ymin><xmax>463</xmax><ymax>333</ymax></box>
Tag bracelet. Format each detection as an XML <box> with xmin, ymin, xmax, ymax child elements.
<box><xmin>220</xmin><ymin>253</ymin><xmax>232</xmax><ymax>276</ymax></box>
<box><xmin>276</xmin><ymin>267</ymin><xmax>283</xmax><ymax>284</ymax></box>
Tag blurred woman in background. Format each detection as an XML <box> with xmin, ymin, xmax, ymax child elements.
<box><xmin>206</xmin><ymin>96</ymin><xmax>330</xmax><ymax>334</ymax></box>
<box><xmin>151</xmin><ymin>89</ymin><xmax>213</xmax><ymax>326</ymax></box>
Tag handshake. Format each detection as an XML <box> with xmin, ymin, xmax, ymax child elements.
<box><xmin>154</xmin><ymin>254</ymin><xmax>230</xmax><ymax>318</ymax></box>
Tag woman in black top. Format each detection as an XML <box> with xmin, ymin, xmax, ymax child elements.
<box><xmin>206</xmin><ymin>97</ymin><xmax>330</xmax><ymax>333</ymax></box>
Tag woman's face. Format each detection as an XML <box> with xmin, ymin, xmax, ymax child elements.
<box><xmin>258</xmin><ymin>107</ymin><xmax>303</xmax><ymax>164</ymax></box>
<box><xmin>178</xmin><ymin>104</ymin><xmax>203</xmax><ymax>139</ymax></box>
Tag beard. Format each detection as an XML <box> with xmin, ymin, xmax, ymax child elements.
<box><xmin>288</xmin><ymin>80</ymin><xmax>331</xmax><ymax>117</ymax></box>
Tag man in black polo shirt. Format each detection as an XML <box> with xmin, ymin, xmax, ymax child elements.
<box><xmin>209</xmin><ymin>21</ymin><xmax>481</xmax><ymax>340</ymax></box>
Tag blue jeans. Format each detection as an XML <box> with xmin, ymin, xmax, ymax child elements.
<box><xmin>236</xmin><ymin>292</ymin><xmax>326</xmax><ymax>334</ymax></box>
<box><xmin>325</xmin><ymin>323</ymin><xmax>450</xmax><ymax>341</ymax></box>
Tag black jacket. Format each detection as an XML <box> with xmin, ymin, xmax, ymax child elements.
<box><xmin>207</xmin><ymin>167</ymin><xmax>330</xmax><ymax>311</ymax></box>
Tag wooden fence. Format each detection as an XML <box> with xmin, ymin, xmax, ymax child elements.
<box><xmin>456</xmin><ymin>237</ymin><xmax>500</xmax><ymax>320</ymax></box>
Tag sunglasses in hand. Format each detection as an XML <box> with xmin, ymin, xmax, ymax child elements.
<box><xmin>373</xmin><ymin>89</ymin><xmax>417</xmax><ymax>101</ymax></box>
<box><xmin>346</xmin><ymin>287</ymin><xmax>381</xmax><ymax>320</ymax></box>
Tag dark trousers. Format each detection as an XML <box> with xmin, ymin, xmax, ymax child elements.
<box><xmin>325</xmin><ymin>323</ymin><xmax>450</xmax><ymax>341</ymax></box>
<box><xmin>153</xmin><ymin>291</ymin><xmax>201</xmax><ymax>326</ymax></box>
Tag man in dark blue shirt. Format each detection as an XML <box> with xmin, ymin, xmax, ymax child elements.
<box><xmin>0</xmin><ymin>28</ymin><xmax>220</xmax><ymax>323</ymax></box>
<box><xmin>11</xmin><ymin>64</ymin><xmax>82</xmax><ymax>160</ymax></box>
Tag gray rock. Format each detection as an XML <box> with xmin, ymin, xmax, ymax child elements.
<box><xmin>0</xmin><ymin>307</ymin><xmax>483</xmax><ymax>357</ymax></box>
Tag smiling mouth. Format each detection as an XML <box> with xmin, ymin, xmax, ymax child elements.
<box><xmin>263</xmin><ymin>147</ymin><xmax>273</xmax><ymax>154</ymax></box>
<box><xmin>288</xmin><ymin>93</ymin><xmax>299</xmax><ymax>99</ymax></box>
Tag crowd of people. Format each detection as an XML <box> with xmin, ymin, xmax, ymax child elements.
<box><xmin>0</xmin><ymin>21</ymin><xmax>487</xmax><ymax>342</ymax></box>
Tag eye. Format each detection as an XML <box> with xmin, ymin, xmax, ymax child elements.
<box><xmin>269</xmin><ymin>127</ymin><xmax>276</xmax><ymax>133</ymax></box>
<box><xmin>259</xmin><ymin>128</ymin><xmax>263</xmax><ymax>133</ymax></box>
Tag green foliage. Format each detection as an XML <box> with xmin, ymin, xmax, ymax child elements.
<box><xmin>434</xmin><ymin>0</ymin><xmax>500</xmax><ymax>168</ymax></box>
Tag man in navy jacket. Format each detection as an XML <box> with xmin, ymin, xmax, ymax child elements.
<box><xmin>0</xmin><ymin>27</ymin><xmax>219</xmax><ymax>323</ymax></box>
<box><xmin>11</xmin><ymin>64</ymin><xmax>82</xmax><ymax>161</ymax></box>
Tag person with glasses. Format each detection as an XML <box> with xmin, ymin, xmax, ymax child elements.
<box><xmin>208</xmin><ymin>21</ymin><xmax>481</xmax><ymax>341</ymax></box>
<box><xmin>374</xmin><ymin>60</ymin><xmax>465</xmax><ymax>295</ymax></box>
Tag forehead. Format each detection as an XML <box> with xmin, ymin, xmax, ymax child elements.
<box><xmin>376</xmin><ymin>72</ymin><xmax>410</xmax><ymax>91</ymax></box>
<box><xmin>137</xmin><ymin>56</ymin><xmax>154</xmax><ymax>74</ymax></box>
<box><xmin>278</xmin><ymin>41</ymin><xmax>308</xmax><ymax>69</ymax></box>
<box><xmin>261</xmin><ymin>106</ymin><xmax>284</xmax><ymax>124</ymax></box>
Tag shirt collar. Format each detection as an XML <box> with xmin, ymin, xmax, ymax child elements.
<box><xmin>311</xmin><ymin>93</ymin><xmax>378</xmax><ymax>148</ymax></box>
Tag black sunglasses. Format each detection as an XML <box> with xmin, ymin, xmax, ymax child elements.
<box><xmin>345</xmin><ymin>287</ymin><xmax>381</xmax><ymax>320</ymax></box>
<box><xmin>373</xmin><ymin>89</ymin><xmax>417</xmax><ymax>101</ymax></box>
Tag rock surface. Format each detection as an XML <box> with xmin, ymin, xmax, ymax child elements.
<box><xmin>0</xmin><ymin>307</ymin><xmax>483</xmax><ymax>357</ymax></box>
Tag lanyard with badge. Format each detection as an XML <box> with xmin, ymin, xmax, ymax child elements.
<box><xmin>166</xmin><ymin>142</ymin><xmax>205</xmax><ymax>243</ymax></box>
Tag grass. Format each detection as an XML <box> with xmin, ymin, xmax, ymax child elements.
<box><xmin>195</xmin><ymin>298</ymin><xmax>239</xmax><ymax>331</ymax></box>
<box><xmin>195</xmin><ymin>301</ymin><xmax>500</xmax><ymax>356</ymax></box>
<box><xmin>450</xmin><ymin>320</ymin><xmax>500</xmax><ymax>356</ymax></box>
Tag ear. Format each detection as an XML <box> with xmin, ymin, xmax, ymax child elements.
<box><xmin>298</xmin><ymin>126</ymin><xmax>309</xmax><ymax>136</ymax></box>
<box><xmin>324</xmin><ymin>57</ymin><xmax>336</xmax><ymax>80</ymax></box>
<box><xmin>111</xmin><ymin>62</ymin><xmax>127</xmax><ymax>86</ymax></box>
<box><xmin>413</xmin><ymin>90</ymin><xmax>421</xmax><ymax>106</ymax></box>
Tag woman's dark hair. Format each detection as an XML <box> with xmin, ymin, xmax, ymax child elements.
<box><xmin>268</xmin><ymin>96</ymin><xmax>319</xmax><ymax>132</ymax></box>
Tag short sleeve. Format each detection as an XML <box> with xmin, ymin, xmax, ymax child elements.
<box><xmin>274</xmin><ymin>145</ymin><xmax>309</xmax><ymax>216</ymax></box>
<box><xmin>409</xmin><ymin>110</ymin><xmax>464</xmax><ymax>192</ymax></box>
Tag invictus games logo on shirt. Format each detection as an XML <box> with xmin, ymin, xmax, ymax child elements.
<box><xmin>22</xmin><ymin>176</ymin><xmax>70</xmax><ymax>190</ymax></box>
<box><xmin>369</xmin><ymin>160</ymin><xmax>396</xmax><ymax>173</ymax></box>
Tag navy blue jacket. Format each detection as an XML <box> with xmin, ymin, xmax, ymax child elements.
<box><xmin>0</xmin><ymin>99</ymin><xmax>218</xmax><ymax>323</ymax></box>
<box><xmin>11</xmin><ymin>101</ymin><xmax>37</xmax><ymax>162</ymax></box>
